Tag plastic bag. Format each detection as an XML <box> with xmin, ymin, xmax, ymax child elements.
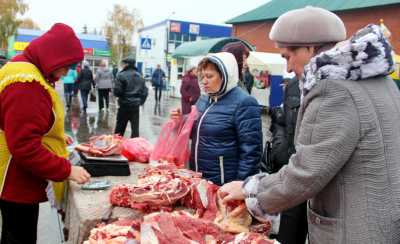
<box><xmin>121</xmin><ymin>137</ymin><xmax>154</xmax><ymax>163</ymax></box>
<box><xmin>150</xmin><ymin>106</ymin><xmax>198</xmax><ymax>168</ymax></box>
<box><xmin>89</xmin><ymin>89</ymin><xmax>96</xmax><ymax>102</ymax></box>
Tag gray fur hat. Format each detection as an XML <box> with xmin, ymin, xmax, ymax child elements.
<box><xmin>269</xmin><ymin>6</ymin><xmax>346</xmax><ymax>47</ymax></box>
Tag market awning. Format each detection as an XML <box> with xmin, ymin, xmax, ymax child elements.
<box><xmin>172</xmin><ymin>37</ymin><xmax>254</xmax><ymax>58</ymax></box>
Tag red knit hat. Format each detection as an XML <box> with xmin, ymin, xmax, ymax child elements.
<box><xmin>13</xmin><ymin>23</ymin><xmax>84</xmax><ymax>81</ymax></box>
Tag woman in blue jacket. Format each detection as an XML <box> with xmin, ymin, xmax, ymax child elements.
<box><xmin>172</xmin><ymin>52</ymin><xmax>262</xmax><ymax>185</ymax></box>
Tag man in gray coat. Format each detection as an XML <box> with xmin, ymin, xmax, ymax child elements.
<box><xmin>220</xmin><ymin>6</ymin><xmax>400</xmax><ymax>243</ymax></box>
<box><xmin>95</xmin><ymin>60</ymin><xmax>113</xmax><ymax>111</ymax></box>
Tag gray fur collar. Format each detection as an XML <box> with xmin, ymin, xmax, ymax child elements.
<box><xmin>301</xmin><ymin>24</ymin><xmax>395</xmax><ymax>94</ymax></box>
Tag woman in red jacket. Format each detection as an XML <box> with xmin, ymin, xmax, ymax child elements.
<box><xmin>0</xmin><ymin>23</ymin><xmax>90</xmax><ymax>244</ymax></box>
<box><xmin>180</xmin><ymin>67</ymin><xmax>200</xmax><ymax>114</ymax></box>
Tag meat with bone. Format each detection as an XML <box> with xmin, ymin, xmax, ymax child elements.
<box><xmin>140</xmin><ymin>211</ymin><xmax>234</xmax><ymax>244</ymax></box>
<box><xmin>214</xmin><ymin>198</ymin><xmax>252</xmax><ymax>234</ymax></box>
<box><xmin>109</xmin><ymin>165</ymin><xmax>198</xmax><ymax>212</ymax></box>
<box><xmin>85</xmin><ymin>214</ymin><xmax>278</xmax><ymax>244</ymax></box>
<box><xmin>109</xmin><ymin>180</ymin><xmax>190</xmax><ymax>212</ymax></box>
<box><xmin>75</xmin><ymin>134</ymin><xmax>124</xmax><ymax>156</ymax></box>
<box><xmin>184</xmin><ymin>179</ymin><xmax>254</xmax><ymax>234</ymax></box>
<box><xmin>83</xmin><ymin>219</ymin><xmax>140</xmax><ymax>244</ymax></box>
<box><xmin>109</xmin><ymin>164</ymin><xmax>271</xmax><ymax>235</ymax></box>
<box><xmin>182</xmin><ymin>179</ymin><xmax>220</xmax><ymax>221</ymax></box>
<box><xmin>228</xmin><ymin>232</ymin><xmax>278</xmax><ymax>244</ymax></box>
<box><xmin>140</xmin><ymin>211</ymin><xmax>278</xmax><ymax>244</ymax></box>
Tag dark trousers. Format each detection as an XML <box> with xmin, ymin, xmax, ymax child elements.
<box><xmin>63</xmin><ymin>84</ymin><xmax>74</xmax><ymax>107</ymax></box>
<box><xmin>98</xmin><ymin>89</ymin><xmax>110</xmax><ymax>110</ymax></box>
<box><xmin>276</xmin><ymin>201</ymin><xmax>308</xmax><ymax>244</ymax></box>
<box><xmin>80</xmin><ymin>89</ymin><xmax>90</xmax><ymax>109</ymax></box>
<box><xmin>154</xmin><ymin>87</ymin><xmax>162</xmax><ymax>101</ymax></box>
<box><xmin>0</xmin><ymin>200</ymin><xmax>39</xmax><ymax>244</ymax></box>
<box><xmin>115</xmin><ymin>106</ymin><xmax>140</xmax><ymax>138</ymax></box>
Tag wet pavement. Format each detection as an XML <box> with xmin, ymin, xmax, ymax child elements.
<box><xmin>4</xmin><ymin>82</ymin><xmax>270</xmax><ymax>243</ymax></box>
<box><xmin>63</xmin><ymin>82</ymin><xmax>180</xmax><ymax>145</ymax></box>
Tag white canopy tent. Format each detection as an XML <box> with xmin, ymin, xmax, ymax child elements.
<box><xmin>246</xmin><ymin>51</ymin><xmax>287</xmax><ymax>76</ymax></box>
<box><xmin>246</xmin><ymin>52</ymin><xmax>291</xmax><ymax>107</ymax></box>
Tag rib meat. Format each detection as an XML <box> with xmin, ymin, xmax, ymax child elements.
<box><xmin>75</xmin><ymin>134</ymin><xmax>124</xmax><ymax>156</ymax></box>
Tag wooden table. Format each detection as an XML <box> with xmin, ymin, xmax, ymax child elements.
<box><xmin>64</xmin><ymin>163</ymin><xmax>148</xmax><ymax>244</ymax></box>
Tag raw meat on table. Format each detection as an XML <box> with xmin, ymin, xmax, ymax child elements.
<box><xmin>75</xmin><ymin>134</ymin><xmax>124</xmax><ymax>157</ymax></box>
<box><xmin>109</xmin><ymin>164</ymin><xmax>198</xmax><ymax>212</ymax></box>
<box><xmin>121</xmin><ymin>137</ymin><xmax>153</xmax><ymax>162</ymax></box>
<box><xmin>83</xmin><ymin>219</ymin><xmax>140</xmax><ymax>244</ymax></box>
<box><xmin>85</xmin><ymin>214</ymin><xmax>278</xmax><ymax>244</ymax></box>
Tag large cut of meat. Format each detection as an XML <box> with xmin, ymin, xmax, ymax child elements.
<box><xmin>183</xmin><ymin>179</ymin><xmax>220</xmax><ymax>221</ymax></box>
<box><xmin>140</xmin><ymin>211</ymin><xmax>234</xmax><ymax>244</ymax></box>
<box><xmin>228</xmin><ymin>232</ymin><xmax>277</xmax><ymax>244</ymax></box>
<box><xmin>85</xmin><ymin>214</ymin><xmax>278</xmax><ymax>244</ymax></box>
<box><xmin>109</xmin><ymin>164</ymin><xmax>271</xmax><ymax>237</ymax></box>
<box><xmin>140</xmin><ymin>211</ymin><xmax>278</xmax><ymax>244</ymax></box>
<box><xmin>83</xmin><ymin>219</ymin><xmax>140</xmax><ymax>244</ymax></box>
<box><xmin>109</xmin><ymin>164</ymin><xmax>199</xmax><ymax>212</ymax></box>
<box><xmin>109</xmin><ymin>179</ymin><xmax>190</xmax><ymax>212</ymax></box>
<box><xmin>75</xmin><ymin>134</ymin><xmax>124</xmax><ymax>156</ymax></box>
<box><xmin>110</xmin><ymin>165</ymin><xmax>266</xmax><ymax>234</ymax></box>
<box><xmin>184</xmin><ymin>179</ymin><xmax>253</xmax><ymax>234</ymax></box>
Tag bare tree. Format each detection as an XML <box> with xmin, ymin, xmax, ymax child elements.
<box><xmin>104</xmin><ymin>4</ymin><xmax>143</xmax><ymax>64</ymax></box>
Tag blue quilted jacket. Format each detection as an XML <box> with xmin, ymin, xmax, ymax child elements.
<box><xmin>189</xmin><ymin>53</ymin><xmax>262</xmax><ymax>185</ymax></box>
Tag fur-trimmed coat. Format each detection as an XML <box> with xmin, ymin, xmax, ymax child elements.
<box><xmin>245</xmin><ymin>25</ymin><xmax>400</xmax><ymax>243</ymax></box>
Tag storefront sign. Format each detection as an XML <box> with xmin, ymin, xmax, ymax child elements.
<box><xmin>93</xmin><ymin>49</ymin><xmax>111</xmax><ymax>57</ymax></box>
<box><xmin>13</xmin><ymin>41</ymin><xmax>29</xmax><ymax>51</ymax></box>
<box><xmin>189</xmin><ymin>24</ymin><xmax>200</xmax><ymax>35</ymax></box>
<box><xmin>170</xmin><ymin>22</ymin><xmax>181</xmax><ymax>33</ymax></box>
<box><xmin>83</xmin><ymin>48</ymin><xmax>94</xmax><ymax>56</ymax></box>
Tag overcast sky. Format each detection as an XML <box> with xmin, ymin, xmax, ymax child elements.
<box><xmin>23</xmin><ymin>0</ymin><xmax>268</xmax><ymax>32</ymax></box>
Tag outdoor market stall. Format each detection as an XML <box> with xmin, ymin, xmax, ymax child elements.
<box><xmin>64</xmin><ymin>163</ymin><xmax>148</xmax><ymax>244</ymax></box>
<box><xmin>63</xmin><ymin>130</ymin><xmax>279</xmax><ymax>243</ymax></box>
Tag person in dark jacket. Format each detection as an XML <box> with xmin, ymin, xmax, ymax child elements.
<box><xmin>114</xmin><ymin>57</ymin><xmax>148</xmax><ymax>138</ymax></box>
<box><xmin>266</xmin><ymin>106</ymin><xmax>289</xmax><ymax>173</ymax></box>
<box><xmin>151</xmin><ymin>64</ymin><xmax>166</xmax><ymax>114</ymax></box>
<box><xmin>112</xmin><ymin>64</ymin><xmax>118</xmax><ymax>81</ymax></box>
<box><xmin>171</xmin><ymin>52</ymin><xmax>262</xmax><ymax>186</ymax></box>
<box><xmin>275</xmin><ymin>77</ymin><xmax>307</xmax><ymax>244</ymax></box>
<box><xmin>242</xmin><ymin>64</ymin><xmax>254</xmax><ymax>94</ymax></box>
<box><xmin>180</xmin><ymin>67</ymin><xmax>200</xmax><ymax>114</ymax></box>
<box><xmin>77</xmin><ymin>62</ymin><xmax>95</xmax><ymax>113</ymax></box>
<box><xmin>263</xmin><ymin>77</ymin><xmax>306</xmax><ymax>244</ymax></box>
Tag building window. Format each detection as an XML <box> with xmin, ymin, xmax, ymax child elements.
<box><xmin>169</xmin><ymin>32</ymin><xmax>176</xmax><ymax>41</ymax></box>
<box><xmin>189</xmin><ymin>34</ymin><xmax>197</xmax><ymax>41</ymax></box>
<box><xmin>175</xmin><ymin>33</ymin><xmax>182</xmax><ymax>42</ymax></box>
<box><xmin>183</xmin><ymin>33</ymin><xmax>189</xmax><ymax>42</ymax></box>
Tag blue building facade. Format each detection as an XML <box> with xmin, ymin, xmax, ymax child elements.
<box><xmin>8</xmin><ymin>28</ymin><xmax>110</xmax><ymax>71</ymax></box>
<box><xmin>136</xmin><ymin>19</ymin><xmax>232</xmax><ymax>78</ymax></box>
